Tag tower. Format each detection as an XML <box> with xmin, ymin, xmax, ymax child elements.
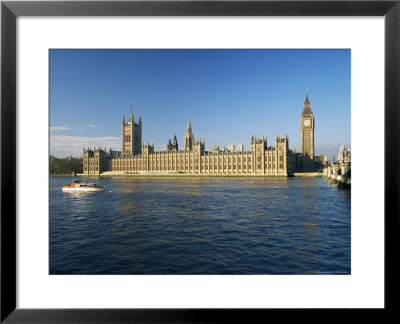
<box><xmin>167</xmin><ymin>135</ymin><xmax>179</xmax><ymax>152</ymax></box>
<box><xmin>121</xmin><ymin>109</ymin><xmax>142</xmax><ymax>156</ymax></box>
<box><xmin>250</xmin><ymin>135</ymin><xmax>267</xmax><ymax>174</ymax></box>
<box><xmin>184</xmin><ymin>117</ymin><xmax>195</xmax><ymax>150</ymax></box>
<box><xmin>172</xmin><ymin>135</ymin><xmax>178</xmax><ymax>151</ymax></box>
<box><xmin>300</xmin><ymin>90</ymin><xmax>315</xmax><ymax>159</ymax></box>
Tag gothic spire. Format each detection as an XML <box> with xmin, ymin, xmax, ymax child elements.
<box><xmin>303</xmin><ymin>89</ymin><xmax>312</xmax><ymax>112</ymax></box>
<box><xmin>130</xmin><ymin>102</ymin><xmax>134</xmax><ymax>122</ymax></box>
<box><xmin>186</xmin><ymin>117</ymin><xmax>192</xmax><ymax>133</ymax></box>
<box><xmin>304</xmin><ymin>89</ymin><xmax>310</xmax><ymax>104</ymax></box>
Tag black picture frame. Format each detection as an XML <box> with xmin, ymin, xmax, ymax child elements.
<box><xmin>1</xmin><ymin>0</ymin><xmax>399</xmax><ymax>322</ymax></box>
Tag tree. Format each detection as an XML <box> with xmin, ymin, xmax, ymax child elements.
<box><xmin>49</xmin><ymin>157</ymin><xmax>83</xmax><ymax>175</ymax></box>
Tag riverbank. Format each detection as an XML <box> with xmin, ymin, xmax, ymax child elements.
<box><xmin>55</xmin><ymin>172</ymin><xmax>323</xmax><ymax>178</ymax></box>
<box><xmin>322</xmin><ymin>174</ymin><xmax>351</xmax><ymax>189</ymax></box>
<box><xmin>292</xmin><ymin>172</ymin><xmax>322</xmax><ymax>177</ymax></box>
<box><xmin>75</xmin><ymin>172</ymin><xmax>289</xmax><ymax>178</ymax></box>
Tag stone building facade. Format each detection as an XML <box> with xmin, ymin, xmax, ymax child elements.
<box><xmin>83</xmin><ymin>93</ymin><xmax>315</xmax><ymax>176</ymax></box>
<box><xmin>83</xmin><ymin>147</ymin><xmax>108</xmax><ymax>175</ymax></box>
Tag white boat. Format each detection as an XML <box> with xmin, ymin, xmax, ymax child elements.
<box><xmin>62</xmin><ymin>179</ymin><xmax>104</xmax><ymax>192</ymax></box>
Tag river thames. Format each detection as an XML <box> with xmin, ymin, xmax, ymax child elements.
<box><xmin>49</xmin><ymin>176</ymin><xmax>350</xmax><ymax>274</ymax></box>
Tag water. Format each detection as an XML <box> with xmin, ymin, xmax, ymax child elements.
<box><xmin>49</xmin><ymin>176</ymin><xmax>350</xmax><ymax>274</ymax></box>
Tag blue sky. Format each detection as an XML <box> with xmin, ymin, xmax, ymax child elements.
<box><xmin>50</xmin><ymin>49</ymin><xmax>350</xmax><ymax>161</ymax></box>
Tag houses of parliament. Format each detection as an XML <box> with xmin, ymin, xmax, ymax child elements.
<box><xmin>83</xmin><ymin>93</ymin><xmax>318</xmax><ymax>176</ymax></box>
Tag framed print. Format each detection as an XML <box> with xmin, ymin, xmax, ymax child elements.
<box><xmin>1</xmin><ymin>0</ymin><xmax>399</xmax><ymax>322</ymax></box>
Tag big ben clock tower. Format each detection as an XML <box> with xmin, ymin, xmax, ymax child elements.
<box><xmin>300</xmin><ymin>90</ymin><xmax>315</xmax><ymax>159</ymax></box>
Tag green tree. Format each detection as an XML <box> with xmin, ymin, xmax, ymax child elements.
<box><xmin>49</xmin><ymin>157</ymin><xmax>83</xmax><ymax>175</ymax></box>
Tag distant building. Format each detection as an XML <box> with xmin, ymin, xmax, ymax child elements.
<box><xmin>228</xmin><ymin>143</ymin><xmax>244</xmax><ymax>152</ymax></box>
<box><xmin>323</xmin><ymin>145</ymin><xmax>351</xmax><ymax>186</ymax></box>
<box><xmin>337</xmin><ymin>145</ymin><xmax>351</xmax><ymax>164</ymax></box>
<box><xmin>83</xmin><ymin>92</ymin><xmax>317</xmax><ymax>176</ymax></box>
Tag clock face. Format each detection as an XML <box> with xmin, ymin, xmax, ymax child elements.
<box><xmin>304</xmin><ymin>120</ymin><xmax>311</xmax><ymax>127</ymax></box>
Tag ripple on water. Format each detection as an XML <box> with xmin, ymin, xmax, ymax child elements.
<box><xmin>49</xmin><ymin>176</ymin><xmax>351</xmax><ymax>274</ymax></box>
